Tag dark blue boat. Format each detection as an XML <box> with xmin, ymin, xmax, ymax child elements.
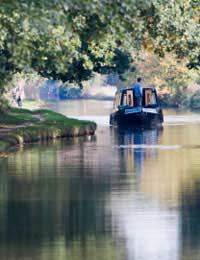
<box><xmin>109</xmin><ymin>86</ymin><xmax>163</xmax><ymax>127</ymax></box>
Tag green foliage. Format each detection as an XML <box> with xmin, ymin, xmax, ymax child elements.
<box><xmin>195</xmin><ymin>76</ymin><xmax>200</xmax><ymax>85</ymax></box>
<box><xmin>147</xmin><ymin>0</ymin><xmax>200</xmax><ymax>60</ymax></box>
<box><xmin>189</xmin><ymin>90</ymin><xmax>200</xmax><ymax>110</ymax></box>
<box><xmin>59</xmin><ymin>84</ymin><xmax>82</xmax><ymax>99</ymax></box>
<box><xmin>127</xmin><ymin>51</ymin><xmax>198</xmax><ymax>107</ymax></box>
<box><xmin>1</xmin><ymin>0</ymin><xmax>200</xmax><ymax>111</ymax></box>
<box><xmin>0</xmin><ymin>96</ymin><xmax>9</xmax><ymax>113</ymax></box>
<box><xmin>0</xmin><ymin>0</ymin><xmax>138</xmax><ymax>96</ymax></box>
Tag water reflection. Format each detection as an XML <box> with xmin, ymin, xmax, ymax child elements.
<box><xmin>0</xmin><ymin>126</ymin><xmax>182</xmax><ymax>260</ymax></box>
<box><xmin>1</xmin><ymin>100</ymin><xmax>200</xmax><ymax>260</ymax></box>
<box><xmin>0</xmin><ymin>136</ymin><xmax>127</xmax><ymax>260</ymax></box>
<box><xmin>108</xmin><ymin>127</ymin><xmax>180</xmax><ymax>260</ymax></box>
<box><xmin>181</xmin><ymin>178</ymin><xmax>200</xmax><ymax>260</ymax></box>
<box><xmin>112</xmin><ymin>127</ymin><xmax>162</xmax><ymax>177</ymax></box>
<box><xmin>108</xmin><ymin>191</ymin><xmax>180</xmax><ymax>260</ymax></box>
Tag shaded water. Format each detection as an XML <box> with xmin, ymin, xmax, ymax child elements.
<box><xmin>1</xmin><ymin>100</ymin><xmax>200</xmax><ymax>259</ymax></box>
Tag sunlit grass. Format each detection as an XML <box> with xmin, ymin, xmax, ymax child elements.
<box><xmin>0</xmin><ymin>107</ymin><xmax>39</xmax><ymax>125</ymax></box>
<box><xmin>0</xmin><ymin>108</ymin><xmax>97</xmax><ymax>152</ymax></box>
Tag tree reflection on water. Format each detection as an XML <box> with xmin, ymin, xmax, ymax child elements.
<box><xmin>1</xmin><ymin>119</ymin><xmax>200</xmax><ymax>260</ymax></box>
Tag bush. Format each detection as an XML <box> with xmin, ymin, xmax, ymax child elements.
<box><xmin>189</xmin><ymin>90</ymin><xmax>200</xmax><ymax>110</ymax></box>
<box><xmin>0</xmin><ymin>97</ymin><xmax>9</xmax><ymax>114</ymax></box>
<box><xmin>59</xmin><ymin>84</ymin><xmax>82</xmax><ymax>99</ymax></box>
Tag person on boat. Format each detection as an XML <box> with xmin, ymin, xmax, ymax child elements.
<box><xmin>133</xmin><ymin>77</ymin><xmax>143</xmax><ymax>107</ymax></box>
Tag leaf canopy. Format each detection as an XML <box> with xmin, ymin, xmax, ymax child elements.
<box><xmin>0</xmin><ymin>0</ymin><xmax>199</xmax><ymax>92</ymax></box>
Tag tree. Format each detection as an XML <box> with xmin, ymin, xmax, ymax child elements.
<box><xmin>0</xmin><ymin>0</ymin><xmax>200</xmax><ymax>110</ymax></box>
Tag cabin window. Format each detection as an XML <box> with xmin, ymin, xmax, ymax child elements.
<box><xmin>121</xmin><ymin>90</ymin><xmax>134</xmax><ymax>107</ymax></box>
<box><xmin>144</xmin><ymin>90</ymin><xmax>157</xmax><ymax>106</ymax></box>
<box><xmin>122</xmin><ymin>93</ymin><xmax>127</xmax><ymax>106</ymax></box>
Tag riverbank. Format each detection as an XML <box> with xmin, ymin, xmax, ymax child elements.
<box><xmin>0</xmin><ymin>107</ymin><xmax>97</xmax><ymax>156</ymax></box>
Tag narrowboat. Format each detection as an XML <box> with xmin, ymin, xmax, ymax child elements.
<box><xmin>109</xmin><ymin>86</ymin><xmax>163</xmax><ymax>127</ymax></box>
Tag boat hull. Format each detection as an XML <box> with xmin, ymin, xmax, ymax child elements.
<box><xmin>110</xmin><ymin>108</ymin><xmax>163</xmax><ymax>127</ymax></box>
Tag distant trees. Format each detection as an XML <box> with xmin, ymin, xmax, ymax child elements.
<box><xmin>132</xmin><ymin>51</ymin><xmax>199</xmax><ymax>107</ymax></box>
<box><xmin>0</xmin><ymin>0</ymin><xmax>200</xmax><ymax>109</ymax></box>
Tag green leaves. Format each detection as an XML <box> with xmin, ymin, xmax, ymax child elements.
<box><xmin>0</xmin><ymin>0</ymin><xmax>200</xmax><ymax>102</ymax></box>
<box><xmin>151</xmin><ymin>0</ymin><xmax>200</xmax><ymax>60</ymax></box>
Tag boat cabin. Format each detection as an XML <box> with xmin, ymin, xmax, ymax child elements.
<box><xmin>110</xmin><ymin>86</ymin><xmax>163</xmax><ymax>127</ymax></box>
<box><xmin>113</xmin><ymin>87</ymin><xmax>158</xmax><ymax>111</ymax></box>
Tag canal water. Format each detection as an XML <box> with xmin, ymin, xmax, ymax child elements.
<box><xmin>1</xmin><ymin>100</ymin><xmax>200</xmax><ymax>260</ymax></box>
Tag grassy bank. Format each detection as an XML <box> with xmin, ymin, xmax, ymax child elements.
<box><xmin>0</xmin><ymin>107</ymin><xmax>97</xmax><ymax>154</ymax></box>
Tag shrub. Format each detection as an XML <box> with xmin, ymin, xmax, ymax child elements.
<box><xmin>189</xmin><ymin>90</ymin><xmax>200</xmax><ymax>110</ymax></box>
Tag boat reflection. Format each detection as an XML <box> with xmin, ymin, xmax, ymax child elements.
<box><xmin>111</xmin><ymin>127</ymin><xmax>163</xmax><ymax>179</ymax></box>
<box><xmin>2</xmin><ymin>120</ymin><xmax>200</xmax><ymax>260</ymax></box>
<box><xmin>108</xmin><ymin>127</ymin><xmax>180</xmax><ymax>260</ymax></box>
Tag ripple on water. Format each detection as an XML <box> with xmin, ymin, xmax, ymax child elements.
<box><xmin>73</xmin><ymin>116</ymin><xmax>109</xmax><ymax>126</ymax></box>
<box><xmin>164</xmin><ymin>115</ymin><xmax>200</xmax><ymax>125</ymax></box>
<box><xmin>117</xmin><ymin>144</ymin><xmax>182</xmax><ymax>150</ymax></box>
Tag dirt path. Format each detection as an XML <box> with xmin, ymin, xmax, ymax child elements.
<box><xmin>0</xmin><ymin>113</ymin><xmax>44</xmax><ymax>157</ymax></box>
<box><xmin>0</xmin><ymin>113</ymin><xmax>44</xmax><ymax>137</ymax></box>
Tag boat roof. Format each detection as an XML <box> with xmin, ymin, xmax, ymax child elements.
<box><xmin>116</xmin><ymin>86</ymin><xmax>156</xmax><ymax>94</ymax></box>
